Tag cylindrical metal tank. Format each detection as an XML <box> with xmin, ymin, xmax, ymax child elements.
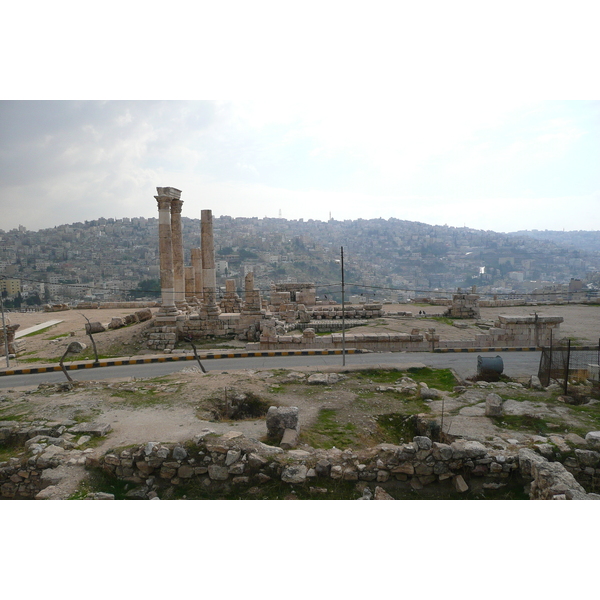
<box><xmin>477</xmin><ymin>355</ymin><xmax>504</xmax><ymax>376</ymax></box>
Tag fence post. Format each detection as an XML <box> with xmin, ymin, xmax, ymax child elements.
<box><xmin>547</xmin><ymin>329</ymin><xmax>553</xmax><ymax>387</ymax></box>
<box><xmin>564</xmin><ymin>339</ymin><xmax>571</xmax><ymax>396</ymax></box>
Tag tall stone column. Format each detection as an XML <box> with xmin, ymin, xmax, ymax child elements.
<box><xmin>154</xmin><ymin>187</ymin><xmax>180</xmax><ymax>315</ymax></box>
<box><xmin>191</xmin><ymin>247</ymin><xmax>203</xmax><ymax>302</ymax></box>
<box><xmin>201</xmin><ymin>209</ymin><xmax>220</xmax><ymax>316</ymax></box>
<box><xmin>185</xmin><ymin>266</ymin><xmax>195</xmax><ymax>302</ymax></box>
<box><xmin>170</xmin><ymin>198</ymin><xmax>187</xmax><ymax>309</ymax></box>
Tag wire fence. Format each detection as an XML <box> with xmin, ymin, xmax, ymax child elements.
<box><xmin>538</xmin><ymin>337</ymin><xmax>600</xmax><ymax>394</ymax></box>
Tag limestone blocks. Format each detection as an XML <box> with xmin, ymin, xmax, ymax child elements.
<box><xmin>266</xmin><ymin>406</ymin><xmax>300</xmax><ymax>449</ymax></box>
<box><xmin>444</xmin><ymin>293</ymin><xmax>480</xmax><ymax>319</ymax></box>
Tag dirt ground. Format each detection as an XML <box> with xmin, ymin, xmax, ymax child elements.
<box><xmin>5</xmin><ymin>303</ymin><xmax>600</xmax><ymax>366</ymax></box>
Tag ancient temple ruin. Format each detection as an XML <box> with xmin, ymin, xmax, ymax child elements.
<box><xmin>146</xmin><ymin>187</ymin><xmax>268</xmax><ymax>351</ymax></box>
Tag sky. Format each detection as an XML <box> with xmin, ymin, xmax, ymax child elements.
<box><xmin>1</xmin><ymin>4</ymin><xmax>599</xmax><ymax>236</ymax></box>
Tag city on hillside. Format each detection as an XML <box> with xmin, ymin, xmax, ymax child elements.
<box><xmin>1</xmin><ymin>216</ymin><xmax>599</xmax><ymax>308</ymax></box>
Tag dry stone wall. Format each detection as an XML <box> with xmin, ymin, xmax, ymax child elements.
<box><xmin>3</xmin><ymin>423</ymin><xmax>600</xmax><ymax>499</ymax></box>
<box><xmin>88</xmin><ymin>432</ymin><xmax>600</xmax><ymax>500</ymax></box>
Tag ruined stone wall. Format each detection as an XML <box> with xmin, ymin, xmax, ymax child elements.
<box><xmin>0</xmin><ymin>324</ymin><xmax>21</xmax><ymax>357</ymax></box>
<box><xmin>84</xmin><ymin>433</ymin><xmax>599</xmax><ymax>500</ymax></box>
<box><xmin>76</xmin><ymin>302</ymin><xmax>160</xmax><ymax>309</ymax></box>
<box><xmin>256</xmin><ymin>331</ymin><xmax>430</xmax><ymax>352</ymax></box>
<box><xmin>3</xmin><ymin>425</ymin><xmax>600</xmax><ymax>499</ymax></box>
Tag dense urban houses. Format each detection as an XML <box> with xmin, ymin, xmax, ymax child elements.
<box><xmin>0</xmin><ymin>216</ymin><xmax>599</xmax><ymax>305</ymax></box>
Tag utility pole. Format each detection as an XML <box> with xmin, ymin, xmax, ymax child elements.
<box><xmin>341</xmin><ymin>246</ymin><xmax>346</xmax><ymax>367</ymax></box>
<box><xmin>1</xmin><ymin>292</ymin><xmax>10</xmax><ymax>368</ymax></box>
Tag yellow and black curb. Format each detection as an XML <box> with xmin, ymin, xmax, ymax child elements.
<box><xmin>0</xmin><ymin>348</ymin><xmax>365</xmax><ymax>377</ymax></box>
<box><xmin>433</xmin><ymin>347</ymin><xmax>539</xmax><ymax>353</ymax></box>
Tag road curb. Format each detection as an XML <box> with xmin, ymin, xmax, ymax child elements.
<box><xmin>0</xmin><ymin>348</ymin><xmax>365</xmax><ymax>377</ymax></box>
<box><xmin>433</xmin><ymin>347</ymin><xmax>540</xmax><ymax>353</ymax></box>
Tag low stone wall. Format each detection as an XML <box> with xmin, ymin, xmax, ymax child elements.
<box><xmin>258</xmin><ymin>331</ymin><xmax>431</xmax><ymax>352</ymax></box>
<box><xmin>76</xmin><ymin>301</ymin><xmax>160</xmax><ymax>309</ymax></box>
<box><xmin>3</xmin><ymin>425</ymin><xmax>600</xmax><ymax>499</ymax></box>
<box><xmin>87</xmin><ymin>433</ymin><xmax>599</xmax><ymax>500</ymax></box>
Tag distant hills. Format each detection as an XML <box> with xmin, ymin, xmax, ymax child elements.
<box><xmin>509</xmin><ymin>230</ymin><xmax>600</xmax><ymax>254</ymax></box>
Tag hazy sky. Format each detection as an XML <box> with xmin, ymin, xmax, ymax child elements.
<box><xmin>1</xmin><ymin>5</ymin><xmax>599</xmax><ymax>234</ymax></box>
<box><xmin>1</xmin><ymin>99</ymin><xmax>598</xmax><ymax>234</ymax></box>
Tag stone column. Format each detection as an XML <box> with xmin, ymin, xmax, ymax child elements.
<box><xmin>154</xmin><ymin>187</ymin><xmax>180</xmax><ymax>315</ymax></box>
<box><xmin>185</xmin><ymin>266</ymin><xmax>195</xmax><ymax>302</ymax></box>
<box><xmin>201</xmin><ymin>209</ymin><xmax>220</xmax><ymax>316</ymax></box>
<box><xmin>170</xmin><ymin>198</ymin><xmax>187</xmax><ymax>309</ymax></box>
<box><xmin>191</xmin><ymin>247</ymin><xmax>203</xmax><ymax>302</ymax></box>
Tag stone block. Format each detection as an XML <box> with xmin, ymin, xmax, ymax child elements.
<box><xmin>280</xmin><ymin>428</ymin><xmax>299</xmax><ymax>450</ymax></box>
<box><xmin>585</xmin><ymin>431</ymin><xmax>600</xmax><ymax>450</ymax></box>
<box><xmin>208</xmin><ymin>465</ymin><xmax>229</xmax><ymax>481</ymax></box>
<box><xmin>453</xmin><ymin>474</ymin><xmax>469</xmax><ymax>493</ymax></box>
<box><xmin>266</xmin><ymin>406</ymin><xmax>299</xmax><ymax>439</ymax></box>
<box><xmin>281</xmin><ymin>464</ymin><xmax>308</xmax><ymax>484</ymax></box>
<box><xmin>485</xmin><ymin>393</ymin><xmax>503</xmax><ymax>417</ymax></box>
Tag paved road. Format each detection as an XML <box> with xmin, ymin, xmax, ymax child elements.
<box><xmin>0</xmin><ymin>351</ymin><xmax>542</xmax><ymax>389</ymax></box>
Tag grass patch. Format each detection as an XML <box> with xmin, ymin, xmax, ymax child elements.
<box><xmin>0</xmin><ymin>442</ymin><xmax>26</xmax><ymax>462</ymax></box>
<box><xmin>351</xmin><ymin>367</ymin><xmax>457</xmax><ymax>392</ymax></box>
<box><xmin>109</xmin><ymin>388</ymin><xmax>171</xmax><ymax>408</ymax></box>
<box><xmin>0</xmin><ymin>406</ymin><xmax>31</xmax><ymax>421</ymax></box>
<box><xmin>22</xmin><ymin>325</ymin><xmax>58</xmax><ymax>337</ymax></box>
<box><xmin>406</xmin><ymin>367</ymin><xmax>457</xmax><ymax>392</ymax></box>
<box><xmin>491</xmin><ymin>415</ymin><xmax>562</xmax><ymax>435</ymax></box>
<box><xmin>301</xmin><ymin>408</ymin><xmax>358</xmax><ymax>449</ymax></box>
<box><xmin>375</xmin><ymin>412</ymin><xmax>418</xmax><ymax>444</ymax></box>
<box><xmin>427</xmin><ymin>316</ymin><xmax>455</xmax><ymax>327</ymax></box>
<box><xmin>69</xmin><ymin>468</ymin><xmax>131</xmax><ymax>500</ymax></box>
<box><xmin>352</xmin><ymin>369</ymin><xmax>404</xmax><ymax>384</ymax></box>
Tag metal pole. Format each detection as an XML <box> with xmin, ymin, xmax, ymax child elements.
<box><xmin>341</xmin><ymin>246</ymin><xmax>346</xmax><ymax>367</ymax></box>
<box><xmin>564</xmin><ymin>339</ymin><xmax>571</xmax><ymax>396</ymax></box>
<box><xmin>1</xmin><ymin>293</ymin><xmax>10</xmax><ymax>368</ymax></box>
<box><xmin>547</xmin><ymin>328</ymin><xmax>553</xmax><ymax>387</ymax></box>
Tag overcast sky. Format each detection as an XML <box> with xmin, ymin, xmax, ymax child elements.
<box><xmin>1</xmin><ymin>99</ymin><xmax>597</xmax><ymax>234</ymax></box>
<box><xmin>1</xmin><ymin>4</ymin><xmax>599</xmax><ymax>235</ymax></box>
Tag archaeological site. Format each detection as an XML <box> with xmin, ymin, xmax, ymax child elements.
<box><xmin>1</xmin><ymin>187</ymin><xmax>600</xmax><ymax>501</ymax></box>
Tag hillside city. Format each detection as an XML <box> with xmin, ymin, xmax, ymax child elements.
<box><xmin>1</xmin><ymin>216</ymin><xmax>599</xmax><ymax>307</ymax></box>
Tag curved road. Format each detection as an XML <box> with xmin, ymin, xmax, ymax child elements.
<box><xmin>0</xmin><ymin>351</ymin><xmax>542</xmax><ymax>389</ymax></box>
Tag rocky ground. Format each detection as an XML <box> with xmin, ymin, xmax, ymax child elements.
<box><xmin>2</xmin><ymin>302</ymin><xmax>599</xmax><ymax>499</ymax></box>
<box><xmin>2</xmin><ymin>357</ymin><xmax>600</xmax><ymax>498</ymax></box>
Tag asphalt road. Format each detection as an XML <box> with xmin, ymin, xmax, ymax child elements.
<box><xmin>0</xmin><ymin>351</ymin><xmax>542</xmax><ymax>389</ymax></box>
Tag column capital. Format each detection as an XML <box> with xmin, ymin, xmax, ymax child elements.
<box><xmin>170</xmin><ymin>198</ymin><xmax>184</xmax><ymax>214</ymax></box>
<box><xmin>155</xmin><ymin>195</ymin><xmax>172</xmax><ymax>211</ymax></box>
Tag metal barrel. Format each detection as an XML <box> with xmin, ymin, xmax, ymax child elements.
<box><xmin>477</xmin><ymin>355</ymin><xmax>504</xmax><ymax>376</ymax></box>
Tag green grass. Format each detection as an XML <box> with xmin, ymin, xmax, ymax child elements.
<box><xmin>406</xmin><ymin>367</ymin><xmax>457</xmax><ymax>392</ymax></box>
<box><xmin>350</xmin><ymin>367</ymin><xmax>457</xmax><ymax>392</ymax></box>
<box><xmin>375</xmin><ymin>412</ymin><xmax>418</xmax><ymax>444</ymax></box>
<box><xmin>0</xmin><ymin>406</ymin><xmax>31</xmax><ymax>421</ymax></box>
<box><xmin>300</xmin><ymin>408</ymin><xmax>358</xmax><ymax>449</ymax></box>
<box><xmin>22</xmin><ymin>325</ymin><xmax>58</xmax><ymax>337</ymax></box>
<box><xmin>110</xmin><ymin>388</ymin><xmax>171</xmax><ymax>408</ymax></box>
<box><xmin>427</xmin><ymin>316</ymin><xmax>455</xmax><ymax>327</ymax></box>
<box><xmin>352</xmin><ymin>369</ymin><xmax>404</xmax><ymax>384</ymax></box>
<box><xmin>69</xmin><ymin>468</ymin><xmax>131</xmax><ymax>500</ymax></box>
<box><xmin>491</xmin><ymin>415</ymin><xmax>564</xmax><ymax>435</ymax></box>
<box><xmin>0</xmin><ymin>443</ymin><xmax>26</xmax><ymax>462</ymax></box>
